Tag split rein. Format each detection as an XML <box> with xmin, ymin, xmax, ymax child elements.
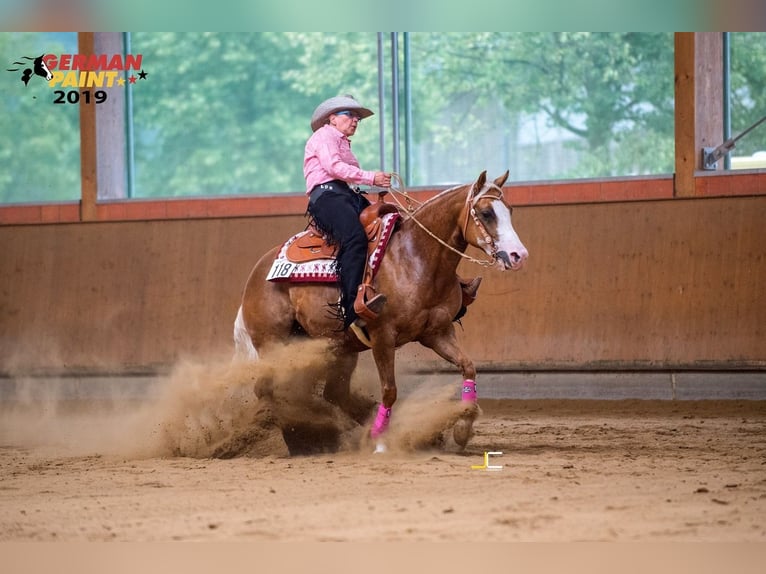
<box><xmin>378</xmin><ymin>173</ymin><xmax>500</xmax><ymax>268</ymax></box>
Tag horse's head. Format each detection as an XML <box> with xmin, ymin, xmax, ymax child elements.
<box><xmin>463</xmin><ymin>170</ymin><xmax>528</xmax><ymax>271</ymax></box>
<box><xmin>7</xmin><ymin>55</ymin><xmax>52</xmax><ymax>85</ymax></box>
<box><xmin>33</xmin><ymin>55</ymin><xmax>52</xmax><ymax>81</ymax></box>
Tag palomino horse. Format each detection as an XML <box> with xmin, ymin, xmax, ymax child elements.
<box><xmin>234</xmin><ymin>170</ymin><xmax>528</xmax><ymax>451</ymax></box>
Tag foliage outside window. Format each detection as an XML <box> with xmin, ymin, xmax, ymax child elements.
<box><xmin>1</xmin><ymin>33</ymin><xmax>765</xmax><ymax>205</ymax></box>
<box><xmin>129</xmin><ymin>32</ymin><xmax>382</xmax><ymax>197</ymax></box>
<box><xmin>405</xmin><ymin>32</ymin><xmax>675</xmax><ymax>185</ymax></box>
<box><xmin>130</xmin><ymin>32</ymin><xmax>676</xmax><ymax>197</ymax></box>
<box><xmin>0</xmin><ymin>32</ymin><xmax>79</xmax><ymax>204</ymax></box>
<box><xmin>729</xmin><ymin>33</ymin><xmax>766</xmax><ymax>169</ymax></box>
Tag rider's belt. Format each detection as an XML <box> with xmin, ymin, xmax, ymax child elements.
<box><xmin>313</xmin><ymin>180</ymin><xmax>366</xmax><ymax>199</ymax></box>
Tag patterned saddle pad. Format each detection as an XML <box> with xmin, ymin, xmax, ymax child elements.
<box><xmin>266</xmin><ymin>211</ymin><xmax>400</xmax><ymax>283</ymax></box>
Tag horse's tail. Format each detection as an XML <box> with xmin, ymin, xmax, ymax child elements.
<box><xmin>233</xmin><ymin>305</ymin><xmax>258</xmax><ymax>361</ymax></box>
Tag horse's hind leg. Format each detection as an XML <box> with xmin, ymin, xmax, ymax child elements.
<box><xmin>322</xmin><ymin>352</ymin><xmax>375</xmax><ymax>425</ymax></box>
<box><xmin>233</xmin><ymin>305</ymin><xmax>258</xmax><ymax>361</ymax></box>
<box><xmin>238</xmin><ymin>249</ymin><xmax>295</xmax><ymax>355</ymax></box>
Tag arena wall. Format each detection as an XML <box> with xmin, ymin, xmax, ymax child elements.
<box><xmin>1</xmin><ymin>194</ymin><xmax>764</xmax><ymax>374</ymax></box>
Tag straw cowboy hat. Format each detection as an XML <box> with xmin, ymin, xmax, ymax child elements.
<box><xmin>310</xmin><ymin>94</ymin><xmax>374</xmax><ymax>132</ymax></box>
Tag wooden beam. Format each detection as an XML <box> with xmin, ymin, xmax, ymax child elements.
<box><xmin>78</xmin><ymin>32</ymin><xmax>98</xmax><ymax>220</ymax></box>
<box><xmin>674</xmin><ymin>33</ymin><xmax>695</xmax><ymax>197</ymax></box>
<box><xmin>674</xmin><ymin>33</ymin><xmax>724</xmax><ymax>197</ymax></box>
<box><xmin>696</xmin><ymin>33</ymin><xmax>725</xmax><ymax>172</ymax></box>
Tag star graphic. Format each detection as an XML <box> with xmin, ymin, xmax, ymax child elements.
<box><xmin>128</xmin><ymin>75</ymin><xmax>137</xmax><ymax>84</ymax></box>
<box><xmin>117</xmin><ymin>77</ymin><xmax>126</xmax><ymax>87</ymax></box>
<box><xmin>138</xmin><ymin>69</ymin><xmax>148</xmax><ymax>80</ymax></box>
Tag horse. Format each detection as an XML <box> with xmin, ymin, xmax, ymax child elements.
<box><xmin>7</xmin><ymin>54</ymin><xmax>53</xmax><ymax>86</ymax></box>
<box><xmin>233</xmin><ymin>170</ymin><xmax>528</xmax><ymax>451</ymax></box>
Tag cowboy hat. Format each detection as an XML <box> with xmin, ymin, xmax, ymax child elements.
<box><xmin>310</xmin><ymin>94</ymin><xmax>374</xmax><ymax>132</ymax></box>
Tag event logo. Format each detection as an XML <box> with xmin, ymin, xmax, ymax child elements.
<box><xmin>6</xmin><ymin>52</ymin><xmax>147</xmax><ymax>104</ymax></box>
<box><xmin>6</xmin><ymin>54</ymin><xmax>53</xmax><ymax>85</ymax></box>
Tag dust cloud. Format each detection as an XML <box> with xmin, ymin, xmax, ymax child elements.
<box><xmin>0</xmin><ymin>340</ymin><xmax>472</xmax><ymax>459</ymax></box>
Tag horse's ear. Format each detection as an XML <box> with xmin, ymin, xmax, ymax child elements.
<box><xmin>472</xmin><ymin>171</ymin><xmax>487</xmax><ymax>197</ymax></box>
<box><xmin>494</xmin><ymin>170</ymin><xmax>509</xmax><ymax>189</ymax></box>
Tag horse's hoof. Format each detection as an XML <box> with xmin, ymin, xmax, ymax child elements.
<box><xmin>253</xmin><ymin>373</ymin><xmax>274</xmax><ymax>399</ymax></box>
<box><xmin>373</xmin><ymin>441</ymin><xmax>387</xmax><ymax>454</ymax></box>
<box><xmin>453</xmin><ymin>418</ymin><xmax>474</xmax><ymax>448</ymax></box>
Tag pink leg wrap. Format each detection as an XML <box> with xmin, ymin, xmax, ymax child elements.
<box><xmin>462</xmin><ymin>379</ymin><xmax>478</xmax><ymax>402</ymax></box>
<box><xmin>371</xmin><ymin>404</ymin><xmax>391</xmax><ymax>439</ymax></box>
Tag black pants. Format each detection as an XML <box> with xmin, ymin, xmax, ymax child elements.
<box><xmin>307</xmin><ymin>181</ymin><xmax>371</xmax><ymax>329</ymax></box>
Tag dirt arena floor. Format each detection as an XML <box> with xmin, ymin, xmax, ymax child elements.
<box><xmin>1</xmin><ymin>343</ymin><xmax>765</xmax><ymax>544</ymax></box>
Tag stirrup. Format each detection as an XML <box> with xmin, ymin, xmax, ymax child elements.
<box><xmin>353</xmin><ymin>289</ymin><xmax>387</xmax><ymax>324</ymax></box>
<box><xmin>348</xmin><ymin>322</ymin><xmax>372</xmax><ymax>347</ymax></box>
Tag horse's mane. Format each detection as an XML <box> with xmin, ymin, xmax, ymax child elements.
<box><xmin>409</xmin><ymin>179</ymin><xmax>499</xmax><ymax>218</ymax></box>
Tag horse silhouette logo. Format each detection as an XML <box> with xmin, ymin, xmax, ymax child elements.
<box><xmin>7</xmin><ymin>54</ymin><xmax>53</xmax><ymax>86</ymax></box>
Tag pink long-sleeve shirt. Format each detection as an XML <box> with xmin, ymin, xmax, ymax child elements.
<box><xmin>303</xmin><ymin>124</ymin><xmax>376</xmax><ymax>194</ymax></box>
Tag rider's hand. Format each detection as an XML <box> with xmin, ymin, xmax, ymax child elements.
<box><xmin>373</xmin><ymin>172</ymin><xmax>392</xmax><ymax>188</ymax></box>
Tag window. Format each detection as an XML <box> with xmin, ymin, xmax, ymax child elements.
<box><xmin>0</xmin><ymin>33</ymin><xmax>719</xmax><ymax>205</ymax></box>
<box><xmin>0</xmin><ymin>32</ymin><xmax>79</xmax><ymax>203</ymax></box>
<box><xmin>728</xmin><ymin>32</ymin><xmax>766</xmax><ymax>170</ymax></box>
<box><xmin>128</xmin><ymin>32</ymin><xmax>677</xmax><ymax>197</ymax></box>
<box><xmin>402</xmin><ymin>33</ymin><xmax>675</xmax><ymax>186</ymax></box>
<box><xmin>128</xmin><ymin>32</ymin><xmax>381</xmax><ymax>197</ymax></box>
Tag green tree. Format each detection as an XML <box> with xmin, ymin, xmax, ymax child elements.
<box><xmin>132</xmin><ymin>33</ymin><xmax>307</xmax><ymax>196</ymax></box>
<box><xmin>280</xmin><ymin>33</ymin><xmax>382</xmax><ymax>178</ymax></box>
<box><xmin>3</xmin><ymin>33</ymin><xmax>763</xmax><ymax>204</ymax></box>
<box><xmin>0</xmin><ymin>32</ymin><xmax>79</xmax><ymax>203</ymax></box>
<box><xmin>730</xmin><ymin>33</ymin><xmax>766</xmax><ymax>156</ymax></box>
<box><xmin>130</xmin><ymin>32</ymin><xmax>381</xmax><ymax>197</ymax></box>
<box><xmin>407</xmin><ymin>32</ymin><xmax>675</xmax><ymax>180</ymax></box>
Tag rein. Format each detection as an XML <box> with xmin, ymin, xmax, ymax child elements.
<box><xmin>382</xmin><ymin>174</ymin><xmax>500</xmax><ymax>268</ymax></box>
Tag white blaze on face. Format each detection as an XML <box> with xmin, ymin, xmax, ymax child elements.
<box><xmin>491</xmin><ymin>200</ymin><xmax>528</xmax><ymax>270</ymax></box>
<box><xmin>40</xmin><ymin>60</ymin><xmax>52</xmax><ymax>80</ymax></box>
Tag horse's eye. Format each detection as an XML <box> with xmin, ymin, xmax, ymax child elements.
<box><xmin>479</xmin><ymin>209</ymin><xmax>495</xmax><ymax>221</ymax></box>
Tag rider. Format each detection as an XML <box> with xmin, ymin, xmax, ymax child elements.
<box><xmin>304</xmin><ymin>95</ymin><xmax>392</xmax><ymax>341</ymax></box>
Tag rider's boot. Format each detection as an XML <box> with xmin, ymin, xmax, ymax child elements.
<box><xmin>353</xmin><ymin>292</ymin><xmax>387</xmax><ymax>327</ymax></box>
<box><xmin>348</xmin><ymin>292</ymin><xmax>387</xmax><ymax>346</ymax></box>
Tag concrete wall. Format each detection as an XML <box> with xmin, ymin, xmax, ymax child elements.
<box><xmin>1</xmin><ymin>195</ymin><xmax>764</xmax><ymax>374</ymax></box>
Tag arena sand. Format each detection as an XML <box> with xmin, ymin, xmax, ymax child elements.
<box><xmin>1</xmin><ymin>339</ymin><xmax>765</xmax><ymax>543</ymax></box>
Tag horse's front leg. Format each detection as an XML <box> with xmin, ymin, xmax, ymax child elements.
<box><xmin>419</xmin><ymin>327</ymin><xmax>481</xmax><ymax>448</ymax></box>
<box><xmin>370</xmin><ymin>340</ymin><xmax>397</xmax><ymax>452</ymax></box>
<box><xmin>421</xmin><ymin>325</ymin><xmax>478</xmax><ymax>397</ymax></box>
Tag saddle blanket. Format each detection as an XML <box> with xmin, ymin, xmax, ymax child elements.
<box><xmin>266</xmin><ymin>212</ymin><xmax>400</xmax><ymax>283</ymax></box>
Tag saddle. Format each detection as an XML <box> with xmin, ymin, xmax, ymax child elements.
<box><xmin>284</xmin><ymin>229</ymin><xmax>337</xmax><ymax>261</ymax></box>
<box><xmin>285</xmin><ymin>200</ymin><xmax>401</xmax><ymax>322</ymax></box>
<box><xmin>286</xmin><ymin>201</ymin><xmax>400</xmax><ymax>264</ymax></box>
